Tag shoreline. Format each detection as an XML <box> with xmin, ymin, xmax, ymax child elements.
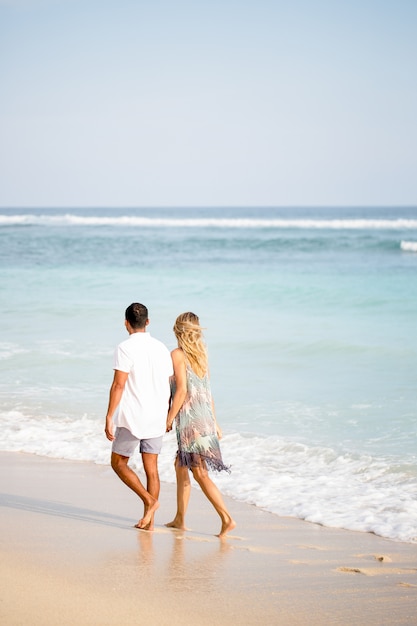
<box><xmin>1</xmin><ymin>451</ymin><xmax>417</xmax><ymax>625</ymax></box>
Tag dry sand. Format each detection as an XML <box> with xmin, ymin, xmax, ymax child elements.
<box><xmin>1</xmin><ymin>451</ymin><xmax>416</xmax><ymax>625</ymax></box>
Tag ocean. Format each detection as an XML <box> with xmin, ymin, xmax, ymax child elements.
<box><xmin>1</xmin><ymin>206</ymin><xmax>416</xmax><ymax>543</ymax></box>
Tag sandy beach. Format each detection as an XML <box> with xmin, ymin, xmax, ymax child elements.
<box><xmin>1</xmin><ymin>452</ymin><xmax>416</xmax><ymax>625</ymax></box>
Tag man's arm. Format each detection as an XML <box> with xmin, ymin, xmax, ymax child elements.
<box><xmin>104</xmin><ymin>369</ymin><xmax>129</xmax><ymax>441</ymax></box>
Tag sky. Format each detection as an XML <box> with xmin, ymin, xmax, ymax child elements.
<box><xmin>0</xmin><ymin>0</ymin><xmax>416</xmax><ymax>208</ymax></box>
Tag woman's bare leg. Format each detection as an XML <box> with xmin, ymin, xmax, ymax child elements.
<box><xmin>165</xmin><ymin>458</ymin><xmax>191</xmax><ymax>530</ymax></box>
<box><xmin>191</xmin><ymin>463</ymin><xmax>236</xmax><ymax>537</ymax></box>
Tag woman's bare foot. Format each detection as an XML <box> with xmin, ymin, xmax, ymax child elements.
<box><xmin>135</xmin><ymin>498</ymin><xmax>160</xmax><ymax>530</ymax></box>
<box><xmin>216</xmin><ymin>517</ymin><xmax>236</xmax><ymax>538</ymax></box>
<box><xmin>165</xmin><ymin>518</ymin><xmax>187</xmax><ymax>530</ymax></box>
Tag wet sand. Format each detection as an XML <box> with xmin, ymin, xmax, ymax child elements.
<box><xmin>1</xmin><ymin>451</ymin><xmax>416</xmax><ymax>625</ymax></box>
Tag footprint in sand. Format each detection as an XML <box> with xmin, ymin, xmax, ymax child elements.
<box><xmin>337</xmin><ymin>566</ymin><xmax>417</xmax><ymax>577</ymax></box>
<box><xmin>354</xmin><ymin>553</ymin><xmax>393</xmax><ymax>563</ymax></box>
<box><xmin>338</xmin><ymin>567</ymin><xmax>365</xmax><ymax>575</ymax></box>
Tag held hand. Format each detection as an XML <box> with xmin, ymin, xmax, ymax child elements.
<box><xmin>216</xmin><ymin>424</ymin><xmax>223</xmax><ymax>440</ymax></box>
<box><xmin>166</xmin><ymin>419</ymin><xmax>173</xmax><ymax>433</ymax></box>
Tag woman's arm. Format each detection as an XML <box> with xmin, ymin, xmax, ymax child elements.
<box><xmin>166</xmin><ymin>348</ymin><xmax>188</xmax><ymax>432</ymax></box>
<box><xmin>211</xmin><ymin>398</ymin><xmax>222</xmax><ymax>439</ymax></box>
<box><xmin>207</xmin><ymin>367</ymin><xmax>222</xmax><ymax>439</ymax></box>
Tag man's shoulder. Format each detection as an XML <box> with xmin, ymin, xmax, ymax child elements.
<box><xmin>116</xmin><ymin>333</ymin><xmax>171</xmax><ymax>358</ymax></box>
<box><xmin>116</xmin><ymin>336</ymin><xmax>132</xmax><ymax>352</ymax></box>
<box><xmin>149</xmin><ymin>335</ymin><xmax>171</xmax><ymax>354</ymax></box>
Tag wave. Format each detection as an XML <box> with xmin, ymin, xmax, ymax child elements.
<box><xmin>401</xmin><ymin>240</ymin><xmax>417</xmax><ymax>252</ymax></box>
<box><xmin>1</xmin><ymin>410</ymin><xmax>416</xmax><ymax>543</ymax></box>
<box><xmin>2</xmin><ymin>213</ymin><xmax>417</xmax><ymax>230</ymax></box>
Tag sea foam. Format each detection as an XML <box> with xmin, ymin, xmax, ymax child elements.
<box><xmin>1</xmin><ymin>410</ymin><xmax>416</xmax><ymax>544</ymax></box>
<box><xmin>401</xmin><ymin>240</ymin><xmax>417</xmax><ymax>252</ymax></box>
<box><xmin>2</xmin><ymin>213</ymin><xmax>417</xmax><ymax>230</ymax></box>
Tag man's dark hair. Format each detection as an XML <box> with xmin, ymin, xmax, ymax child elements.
<box><xmin>125</xmin><ymin>303</ymin><xmax>148</xmax><ymax>329</ymax></box>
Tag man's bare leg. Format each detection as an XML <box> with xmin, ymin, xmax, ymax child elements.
<box><xmin>165</xmin><ymin>458</ymin><xmax>191</xmax><ymax>530</ymax></box>
<box><xmin>111</xmin><ymin>452</ymin><xmax>159</xmax><ymax>528</ymax></box>
<box><xmin>140</xmin><ymin>452</ymin><xmax>160</xmax><ymax>531</ymax></box>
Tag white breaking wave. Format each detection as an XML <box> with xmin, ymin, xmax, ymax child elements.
<box><xmin>1</xmin><ymin>213</ymin><xmax>417</xmax><ymax>230</ymax></box>
<box><xmin>1</xmin><ymin>410</ymin><xmax>416</xmax><ymax>544</ymax></box>
<box><xmin>401</xmin><ymin>240</ymin><xmax>417</xmax><ymax>252</ymax></box>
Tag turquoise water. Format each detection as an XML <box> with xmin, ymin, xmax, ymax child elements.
<box><xmin>1</xmin><ymin>207</ymin><xmax>416</xmax><ymax>541</ymax></box>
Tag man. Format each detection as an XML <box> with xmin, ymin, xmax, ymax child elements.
<box><xmin>105</xmin><ymin>303</ymin><xmax>173</xmax><ymax>530</ymax></box>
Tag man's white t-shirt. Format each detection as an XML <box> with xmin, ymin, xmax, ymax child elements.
<box><xmin>113</xmin><ymin>331</ymin><xmax>173</xmax><ymax>439</ymax></box>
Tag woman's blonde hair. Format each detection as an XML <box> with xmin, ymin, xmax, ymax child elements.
<box><xmin>173</xmin><ymin>312</ymin><xmax>208</xmax><ymax>377</ymax></box>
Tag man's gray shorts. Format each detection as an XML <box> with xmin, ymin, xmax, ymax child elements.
<box><xmin>112</xmin><ymin>427</ymin><xmax>163</xmax><ymax>457</ymax></box>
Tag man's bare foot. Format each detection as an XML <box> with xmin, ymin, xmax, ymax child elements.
<box><xmin>134</xmin><ymin>519</ymin><xmax>153</xmax><ymax>531</ymax></box>
<box><xmin>135</xmin><ymin>498</ymin><xmax>160</xmax><ymax>530</ymax></box>
<box><xmin>165</xmin><ymin>519</ymin><xmax>187</xmax><ymax>530</ymax></box>
<box><xmin>216</xmin><ymin>517</ymin><xmax>236</xmax><ymax>538</ymax></box>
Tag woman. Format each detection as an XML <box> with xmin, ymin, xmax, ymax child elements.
<box><xmin>165</xmin><ymin>312</ymin><xmax>235</xmax><ymax>537</ymax></box>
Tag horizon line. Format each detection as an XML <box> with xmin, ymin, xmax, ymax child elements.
<box><xmin>1</xmin><ymin>204</ymin><xmax>417</xmax><ymax>211</ymax></box>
